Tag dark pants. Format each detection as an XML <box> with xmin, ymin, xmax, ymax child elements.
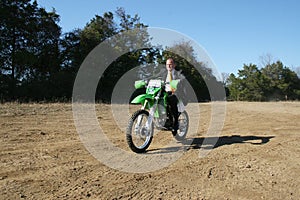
<box><xmin>167</xmin><ymin>92</ymin><xmax>179</xmax><ymax>130</ymax></box>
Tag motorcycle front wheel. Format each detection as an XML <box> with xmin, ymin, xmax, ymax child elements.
<box><xmin>126</xmin><ymin>110</ymin><xmax>153</xmax><ymax>153</ymax></box>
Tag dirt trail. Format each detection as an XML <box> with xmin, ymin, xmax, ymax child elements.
<box><xmin>0</xmin><ymin>102</ymin><xmax>299</xmax><ymax>199</ymax></box>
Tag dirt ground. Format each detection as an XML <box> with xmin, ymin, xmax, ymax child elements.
<box><xmin>0</xmin><ymin>102</ymin><xmax>299</xmax><ymax>200</ymax></box>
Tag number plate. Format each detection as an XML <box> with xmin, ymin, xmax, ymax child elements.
<box><xmin>147</xmin><ymin>80</ymin><xmax>161</xmax><ymax>88</ymax></box>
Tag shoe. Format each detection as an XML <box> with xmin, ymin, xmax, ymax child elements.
<box><xmin>172</xmin><ymin>125</ymin><xmax>179</xmax><ymax>136</ymax></box>
<box><xmin>172</xmin><ymin>121</ymin><xmax>179</xmax><ymax>132</ymax></box>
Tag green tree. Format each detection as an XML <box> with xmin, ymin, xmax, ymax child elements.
<box><xmin>227</xmin><ymin>61</ymin><xmax>300</xmax><ymax>101</ymax></box>
<box><xmin>60</xmin><ymin>29</ymin><xmax>82</xmax><ymax>70</ymax></box>
<box><xmin>72</xmin><ymin>8</ymin><xmax>151</xmax><ymax>102</ymax></box>
<box><xmin>227</xmin><ymin>64</ymin><xmax>269</xmax><ymax>101</ymax></box>
<box><xmin>80</xmin><ymin>12</ymin><xmax>116</xmax><ymax>59</ymax></box>
<box><xmin>262</xmin><ymin>61</ymin><xmax>300</xmax><ymax>100</ymax></box>
<box><xmin>0</xmin><ymin>0</ymin><xmax>61</xmax><ymax>101</ymax></box>
<box><xmin>239</xmin><ymin>64</ymin><xmax>267</xmax><ymax>101</ymax></box>
<box><xmin>227</xmin><ymin>73</ymin><xmax>241</xmax><ymax>101</ymax></box>
<box><xmin>0</xmin><ymin>0</ymin><xmax>33</xmax><ymax>98</ymax></box>
<box><xmin>56</xmin><ymin>7</ymin><xmax>153</xmax><ymax>102</ymax></box>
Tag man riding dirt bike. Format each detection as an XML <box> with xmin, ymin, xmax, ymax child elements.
<box><xmin>126</xmin><ymin>58</ymin><xmax>189</xmax><ymax>153</ymax></box>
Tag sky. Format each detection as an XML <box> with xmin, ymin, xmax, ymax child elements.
<box><xmin>37</xmin><ymin>0</ymin><xmax>300</xmax><ymax>74</ymax></box>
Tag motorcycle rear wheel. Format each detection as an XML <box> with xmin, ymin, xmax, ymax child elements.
<box><xmin>172</xmin><ymin>110</ymin><xmax>189</xmax><ymax>141</ymax></box>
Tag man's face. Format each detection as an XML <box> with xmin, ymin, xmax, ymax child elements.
<box><xmin>166</xmin><ymin>59</ymin><xmax>175</xmax><ymax>71</ymax></box>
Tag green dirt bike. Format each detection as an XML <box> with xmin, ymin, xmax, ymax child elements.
<box><xmin>126</xmin><ymin>79</ymin><xmax>189</xmax><ymax>153</ymax></box>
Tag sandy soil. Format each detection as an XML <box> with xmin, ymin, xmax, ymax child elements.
<box><xmin>0</xmin><ymin>102</ymin><xmax>299</xmax><ymax>199</ymax></box>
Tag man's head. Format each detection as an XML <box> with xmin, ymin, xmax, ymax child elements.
<box><xmin>166</xmin><ymin>58</ymin><xmax>176</xmax><ymax>72</ymax></box>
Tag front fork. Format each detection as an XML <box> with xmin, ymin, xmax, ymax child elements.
<box><xmin>135</xmin><ymin>93</ymin><xmax>160</xmax><ymax>135</ymax></box>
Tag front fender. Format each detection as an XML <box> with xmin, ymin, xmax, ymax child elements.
<box><xmin>131</xmin><ymin>94</ymin><xmax>154</xmax><ymax>104</ymax></box>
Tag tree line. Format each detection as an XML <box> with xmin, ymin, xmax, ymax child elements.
<box><xmin>1</xmin><ymin>0</ymin><xmax>299</xmax><ymax>103</ymax></box>
<box><xmin>0</xmin><ymin>0</ymin><xmax>221</xmax><ymax>103</ymax></box>
<box><xmin>226</xmin><ymin>61</ymin><xmax>300</xmax><ymax>101</ymax></box>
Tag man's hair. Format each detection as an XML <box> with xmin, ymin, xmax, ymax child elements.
<box><xmin>166</xmin><ymin>58</ymin><xmax>176</xmax><ymax>65</ymax></box>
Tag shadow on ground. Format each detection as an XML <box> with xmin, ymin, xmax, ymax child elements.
<box><xmin>147</xmin><ymin>135</ymin><xmax>275</xmax><ymax>154</ymax></box>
